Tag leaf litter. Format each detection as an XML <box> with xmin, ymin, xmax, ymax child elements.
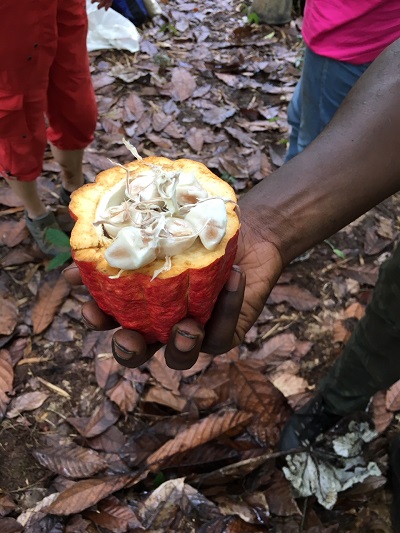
<box><xmin>0</xmin><ymin>0</ymin><xmax>399</xmax><ymax>531</ymax></box>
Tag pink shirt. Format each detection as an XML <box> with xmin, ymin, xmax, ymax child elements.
<box><xmin>302</xmin><ymin>0</ymin><xmax>400</xmax><ymax>64</ymax></box>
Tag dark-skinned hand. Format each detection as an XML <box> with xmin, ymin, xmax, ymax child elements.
<box><xmin>62</xmin><ymin>220</ymin><xmax>283</xmax><ymax>370</ymax></box>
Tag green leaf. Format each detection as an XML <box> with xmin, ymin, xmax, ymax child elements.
<box><xmin>324</xmin><ymin>239</ymin><xmax>346</xmax><ymax>259</ymax></box>
<box><xmin>247</xmin><ymin>12</ymin><xmax>260</xmax><ymax>24</ymax></box>
<box><xmin>45</xmin><ymin>228</ymin><xmax>71</xmax><ymax>248</ymax></box>
<box><xmin>46</xmin><ymin>252</ymin><xmax>72</xmax><ymax>271</ymax></box>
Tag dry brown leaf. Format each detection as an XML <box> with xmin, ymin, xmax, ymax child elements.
<box><xmin>344</xmin><ymin>302</ymin><xmax>365</xmax><ymax>319</ymax></box>
<box><xmin>372</xmin><ymin>391</ymin><xmax>394</xmax><ymax>434</ymax></box>
<box><xmin>169</xmin><ymin>67</ymin><xmax>197</xmax><ymax>102</ymax></box>
<box><xmin>67</xmin><ymin>399</ymin><xmax>120</xmax><ymax>438</ymax></box>
<box><xmin>0</xmin><ymin>494</ymin><xmax>17</xmax><ymax>517</ymax></box>
<box><xmin>44</xmin><ymin>475</ymin><xmax>134</xmax><ymax>515</ymax></box>
<box><xmin>0</xmin><ymin>218</ymin><xmax>29</xmax><ymax>247</ymax></box>
<box><xmin>386</xmin><ymin>380</ymin><xmax>400</xmax><ymax>412</ymax></box>
<box><xmin>31</xmin><ymin>274</ymin><xmax>70</xmax><ymax>334</ymax></box>
<box><xmin>270</xmin><ymin>373</ymin><xmax>309</xmax><ymax>398</ymax></box>
<box><xmin>340</xmin><ymin>264</ymin><xmax>379</xmax><ymax>286</ymax></box>
<box><xmin>124</xmin><ymin>93</ymin><xmax>145</xmax><ymax>121</ymax></box>
<box><xmin>84</xmin><ymin>495</ymin><xmax>142</xmax><ymax>531</ymax></box>
<box><xmin>0</xmin><ymin>516</ymin><xmax>24</xmax><ymax>532</ymax></box>
<box><xmin>0</xmin><ymin>297</ymin><xmax>18</xmax><ymax>336</ymax></box>
<box><xmin>186</xmin><ymin>127</ymin><xmax>205</xmax><ymax>152</ymax></box>
<box><xmin>332</xmin><ymin>319</ymin><xmax>352</xmax><ymax>344</ymax></box>
<box><xmin>146</xmin><ymin>410</ymin><xmax>253</xmax><ymax>471</ymax></box>
<box><xmin>6</xmin><ymin>391</ymin><xmax>49</xmax><ymax>418</ymax></box>
<box><xmin>143</xmin><ymin>385</ymin><xmax>187</xmax><ymax>412</ymax></box>
<box><xmin>147</xmin><ymin>351</ymin><xmax>181</xmax><ymax>393</ymax></box>
<box><xmin>268</xmin><ymin>284</ymin><xmax>319</xmax><ymax>311</ymax></box>
<box><xmin>87</xmin><ymin>426</ymin><xmax>126</xmax><ymax>453</ymax></box>
<box><xmin>139</xmin><ymin>478</ymin><xmax>219</xmax><ymax>530</ymax></box>
<box><xmin>201</xmin><ymin>104</ymin><xmax>236</xmax><ymax>125</ymax></box>
<box><xmin>251</xmin><ymin>333</ymin><xmax>312</xmax><ymax>364</ymax></box>
<box><xmin>215</xmin><ymin>492</ymin><xmax>269</xmax><ymax>526</ymax></box>
<box><xmin>146</xmin><ymin>133</ymin><xmax>173</xmax><ymax>149</ymax></box>
<box><xmin>200</xmin><ymin>515</ymin><xmax>265</xmax><ymax>532</ymax></box>
<box><xmin>82</xmin><ymin>329</ymin><xmax>118</xmax><ymax>359</ymax></box>
<box><xmin>0</xmin><ymin>350</ymin><xmax>14</xmax><ymax>420</ymax></box>
<box><xmin>180</xmin><ymin>382</ymin><xmax>219</xmax><ymax>410</ymax></box>
<box><xmin>264</xmin><ymin>469</ymin><xmax>301</xmax><ymax>517</ymax></box>
<box><xmin>229</xmin><ymin>361</ymin><xmax>291</xmax><ymax>447</ymax></box>
<box><xmin>33</xmin><ymin>443</ymin><xmax>108</xmax><ymax>478</ymax></box>
<box><xmin>106</xmin><ymin>378</ymin><xmax>139</xmax><ymax>415</ymax></box>
<box><xmin>181</xmin><ymin>352</ymin><xmax>212</xmax><ymax>378</ymax></box>
<box><xmin>95</xmin><ymin>352</ymin><xmax>121</xmax><ymax>390</ymax></box>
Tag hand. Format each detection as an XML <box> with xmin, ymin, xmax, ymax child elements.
<box><xmin>91</xmin><ymin>0</ymin><xmax>113</xmax><ymax>10</ymax></box>
<box><xmin>63</xmin><ymin>220</ymin><xmax>283</xmax><ymax>370</ymax></box>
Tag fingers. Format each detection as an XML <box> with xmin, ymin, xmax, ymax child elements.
<box><xmin>112</xmin><ymin>329</ymin><xmax>161</xmax><ymax>368</ymax></box>
<box><xmin>81</xmin><ymin>300</ymin><xmax>120</xmax><ymax>330</ymax></box>
<box><xmin>164</xmin><ymin>318</ymin><xmax>205</xmax><ymax>370</ymax></box>
<box><xmin>201</xmin><ymin>266</ymin><xmax>246</xmax><ymax>354</ymax></box>
<box><xmin>62</xmin><ymin>263</ymin><xmax>82</xmax><ymax>286</ymax></box>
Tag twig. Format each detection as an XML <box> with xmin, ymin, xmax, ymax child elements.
<box><xmin>37</xmin><ymin>377</ymin><xmax>70</xmax><ymax>399</ymax></box>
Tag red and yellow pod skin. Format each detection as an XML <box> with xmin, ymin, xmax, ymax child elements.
<box><xmin>69</xmin><ymin>157</ymin><xmax>240</xmax><ymax>344</ymax></box>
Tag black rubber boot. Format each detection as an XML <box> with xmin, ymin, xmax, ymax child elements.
<box><xmin>279</xmin><ymin>393</ymin><xmax>342</xmax><ymax>452</ymax></box>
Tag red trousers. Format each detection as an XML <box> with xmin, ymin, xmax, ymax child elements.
<box><xmin>0</xmin><ymin>0</ymin><xmax>97</xmax><ymax>181</ymax></box>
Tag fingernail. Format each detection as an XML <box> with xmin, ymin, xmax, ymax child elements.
<box><xmin>174</xmin><ymin>329</ymin><xmax>199</xmax><ymax>352</ymax></box>
<box><xmin>81</xmin><ymin>312</ymin><xmax>97</xmax><ymax>331</ymax></box>
<box><xmin>113</xmin><ymin>339</ymin><xmax>136</xmax><ymax>360</ymax></box>
<box><xmin>225</xmin><ymin>266</ymin><xmax>242</xmax><ymax>292</ymax></box>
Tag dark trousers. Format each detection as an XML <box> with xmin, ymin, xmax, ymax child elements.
<box><xmin>320</xmin><ymin>243</ymin><xmax>400</xmax><ymax>415</ymax></box>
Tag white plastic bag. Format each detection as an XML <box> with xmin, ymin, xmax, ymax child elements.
<box><xmin>86</xmin><ymin>0</ymin><xmax>140</xmax><ymax>53</ymax></box>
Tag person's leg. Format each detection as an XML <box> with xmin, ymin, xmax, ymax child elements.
<box><xmin>320</xmin><ymin>244</ymin><xmax>400</xmax><ymax>414</ymax></box>
<box><xmin>280</xmin><ymin>244</ymin><xmax>400</xmax><ymax>450</ymax></box>
<box><xmin>46</xmin><ymin>0</ymin><xmax>97</xmax><ymax>196</ymax></box>
<box><xmin>285</xmin><ymin>47</ymin><xmax>371</xmax><ymax>162</ymax></box>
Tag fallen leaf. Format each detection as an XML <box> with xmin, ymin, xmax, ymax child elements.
<box><xmin>6</xmin><ymin>391</ymin><xmax>49</xmax><ymax>418</ymax></box>
<box><xmin>169</xmin><ymin>67</ymin><xmax>197</xmax><ymax>101</ymax></box>
<box><xmin>139</xmin><ymin>478</ymin><xmax>220</xmax><ymax>529</ymax></box>
<box><xmin>0</xmin><ymin>350</ymin><xmax>14</xmax><ymax>420</ymax></box>
<box><xmin>67</xmin><ymin>399</ymin><xmax>120</xmax><ymax>438</ymax></box>
<box><xmin>201</xmin><ymin>104</ymin><xmax>236</xmax><ymax>125</ymax></box>
<box><xmin>186</xmin><ymin>127</ymin><xmax>204</xmax><ymax>152</ymax></box>
<box><xmin>268</xmin><ymin>284</ymin><xmax>319</xmax><ymax>311</ymax></box>
<box><xmin>33</xmin><ymin>442</ymin><xmax>108</xmax><ymax>478</ymax></box>
<box><xmin>124</xmin><ymin>93</ymin><xmax>145</xmax><ymax>121</ymax></box>
<box><xmin>44</xmin><ymin>475</ymin><xmax>135</xmax><ymax>515</ymax></box>
<box><xmin>0</xmin><ymin>218</ymin><xmax>29</xmax><ymax>247</ymax></box>
<box><xmin>270</xmin><ymin>373</ymin><xmax>309</xmax><ymax>398</ymax></box>
<box><xmin>146</xmin><ymin>410</ymin><xmax>253</xmax><ymax>471</ymax></box>
<box><xmin>87</xmin><ymin>426</ymin><xmax>126</xmax><ymax>453</ymax></box>
<box><xmin>344</xmin><ymin>302</ymin><xmax>365</xmax><ymax>320</ymax></box>
<box><xmin>147</xmin><ymin>351</ymin><xmax>181</xmax><ymax>393</ymax></box>
<box><xmin>31</xmin><ymin>273</ymin><xmax>70</xmax><ymax>334</ymax></box>
<box><xmin>0</xmin><ymin>516</ymin><xmax>23</xmax><ymax>532</ymax></box>
<box><xmin>95</xmin><ymin>352</ymin><xmax>121</xmax><ymax>390</ymax></box>
<box><xmin>229</xmin><ymin>361</ymin><xmax>291</xmax><ymax>447</ymax></box>
<box><xmin>215</xmin><ymin>492</ymin><xmax>269</xmax><ymax>526</ymax></box>
<box><xmin>143</xmin><ymin>385</ymin><xmax>187</xmax><ymax>412</ymax></box>
<box><xmin>0</xmin><ymin>494</ymin><xmax>17</xmax><ymax>517</ymax></box>
<box><xmin>84</xmin><ymin>495</ymin><xmax>142</xmax><ymax>531</ymax></box>
<box><xmin>386</xmin><ymin>380</ymin><xmax>400</xmax><ymax>412</ymax></box>
<box><xmin>106</xmin><ymin>378</ymin><xmax>139</xmax><ymax>414</ymax></box>
<box><xmin>264</xmin><ymin>470</ymin><xmax>301</xmax><ymax>517</ymax></box>
<box><xmin>0</xmin><ymin>297</ymin><xmax>18</xmax><ymax>336</ymax></box>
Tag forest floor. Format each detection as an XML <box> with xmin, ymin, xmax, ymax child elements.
<box><xmin>0</xmin><ymin>1</ymin><xmax>399</xmax><ymax>531</ymax></box>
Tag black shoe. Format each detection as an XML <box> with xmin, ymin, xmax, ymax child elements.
<box><xmin>279</xmin><ymin>393</ymin><xmax>342</xmax><ymax>452</ymax></box>
<box><xmin>389</xmin><ymin>433</ymin><xmax>400</xmax><ymax>532</ymax></box>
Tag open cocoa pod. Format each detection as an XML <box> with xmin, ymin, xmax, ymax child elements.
<box><xmin>69</xmin><ymin>154</ymin><xmax>240</xmax><ymax>344</ymax></box>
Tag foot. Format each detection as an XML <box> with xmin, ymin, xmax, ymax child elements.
<box><xmin>24</xmin><ymin>210</ymin><xmax>70</xmax><ymax>257</ymax></box>
<box><xmin>279</xmin><ymin>393</ymin><xmax>342</xmax><ymax>452</ymax></box>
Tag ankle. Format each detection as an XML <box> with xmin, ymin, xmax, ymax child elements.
<box><xmin>26</xmin><ymin>207</ymin><xmax>48</xmax><ymax>220</ymax></box>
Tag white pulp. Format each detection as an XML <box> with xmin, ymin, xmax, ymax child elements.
<box><xmin>95</xmin><ymin>164</ymin><xmax>229</xmax><ymax>272</ymax></box>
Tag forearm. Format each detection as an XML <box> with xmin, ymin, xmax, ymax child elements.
<box><xmin>240</xmin><ymin>39</ymin><xmax>400</xmax><ymax>266</ymax></box>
